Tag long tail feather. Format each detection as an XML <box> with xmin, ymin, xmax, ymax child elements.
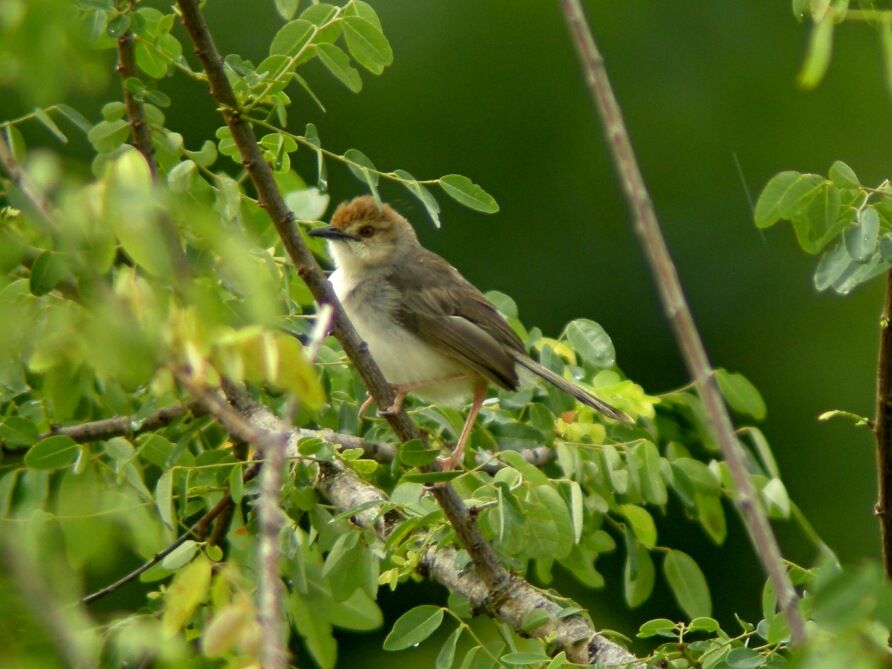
<box><xmin>511</xmin><ymin>351</ymin><xmax>633</xmax><ymax>424</ymax></box>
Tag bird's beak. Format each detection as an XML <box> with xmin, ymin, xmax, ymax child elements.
<box><xmin>308</xmin><ymin>225</ymin><xmax>358</xmax><ymax>241</ymax></box>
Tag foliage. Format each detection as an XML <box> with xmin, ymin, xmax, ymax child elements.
<box><xmin>0</xmin><ymin>1</ymin><xmax>889</xmax><ymax>669</ymax></box>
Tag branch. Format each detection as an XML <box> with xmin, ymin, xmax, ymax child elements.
<box><xmin>239</xmin><ymin>398</ymin><xmax>645</xmax><ymax>667</ymax></box>
<box><xmin>875</xmin><ymin>270</ymin><xmax>892</xmax><ymax>579</ymax></box>
<box><xmin>43</xmin><ymin>402</ymin><xmax>196</xmax><ymax>443</ymax></box>
<box><xmin>115</xmin><ymin>1</ymin><xmax>190</xmax><ymax>280</ymax></box>
<box><xmin>173</xmin><ymin>0</ymin><xmax>515</xmax><ymax>618</ymax></box>
<box><xmin>557</xmin><ymin>0</ymin><xmax>806</xmax><ymax>644</ymax></box>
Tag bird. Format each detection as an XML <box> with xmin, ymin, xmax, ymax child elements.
<box><xmin>309</xmin><ymin>196</ymin><xmax>631</xmax><ymax>469</ymax></box>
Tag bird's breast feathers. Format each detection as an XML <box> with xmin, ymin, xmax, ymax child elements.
<box><xmin>330</xmin><ymin>269</ymin><xmax>476</xmax><ymax>403</ymax></box>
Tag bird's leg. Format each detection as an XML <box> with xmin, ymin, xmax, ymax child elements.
<box><xmin>358</xmin><ymin>394</ymin><xmax>377</xmax><ymax>419</ymax></box>
<box><xmin>440</xmin><ymin>386</ymin><xmax>487</xmax><ymax>471</ymax></box>
<box><xmin>377</xmin><ymin>374</ymin><xmax>468</xmax><ymax>416</ymax></box>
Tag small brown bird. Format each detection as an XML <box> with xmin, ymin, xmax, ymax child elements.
<box><xmin>309</xmin><ymin>196</ymin><xmax>631</xmax><ymax>468</ymax></box>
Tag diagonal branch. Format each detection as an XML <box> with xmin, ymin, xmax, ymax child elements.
<box><xmin>557</xmin><ymin>0</ymin><xmax>806</xmax><ymax>644</ymax></box>
<box><xmin>173</xmin><ymin>0</ymin><xmax>513</xmax><ymax>613</ymax></box>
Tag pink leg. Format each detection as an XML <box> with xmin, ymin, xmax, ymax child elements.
<box><xmin>378</xmin><ymin>373</ymin><xmax>468</xmax><ymax>417</ymax></box>
<box><xmin>358</xmin><ymin>394</ymin><xmax>376</xmax><ymax>419</ymax></box>
<box><xmin>378</xmin><ymin>388</ymin><xmax>408</xmax><ymax>416</ymax></box>
<box><xmin>440</xmin><ymin>386</ymin><xmax>487</xmax><ymax>471</ymax></box>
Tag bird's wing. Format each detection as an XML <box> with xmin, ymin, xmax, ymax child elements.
<box><xmin>388</xmin><ymin>250</ymin><xmax>523</xmax><ymax>390</ymax></box>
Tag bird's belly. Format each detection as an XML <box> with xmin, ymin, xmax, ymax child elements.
<box><xmin>332</xmin><ymin>272</ymin><xmax>475</xmax><ymax>404</ymax></box>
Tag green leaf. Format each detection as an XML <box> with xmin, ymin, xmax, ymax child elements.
<box><xmin>828</xmin><ymin>160</ymin><xmax>858</xmax><ymax>189</ymax></box>
<box><xmin>637</xmin><ymin>618</ymin><xmax>677</xmax><ymax>638</ymax></box>
<box><xmin>436</xmin><ymin>626</ymin><xmax>462</xmax><ymax>669</ymax></box>
<box><xmin>383</xmin><ymin>605</ymin><xmax>444</xmax><ymax>651</ymax></box>
<box><xmin>56</xmin><ymin>104</ymin><xmax>92</xmax><ymax>134</ymax></box>
<box><xmin>520</xmin><ymin>608</ymin><xmax>551</xmax><ymax>632</ymax></box>
<box><xmin>761</xmin><ymin>478</ymin><xmax>791</xmax><ymax>519</ymax></box>
<box><xmin>161</xmin><ymin>555</ymin><xmax>211</xmax><ymax>635</ymax></box>
<box><xmin>87</xmin><ymin>118</ymin><xmax>130</xmax><ymax>153</ymax></box>
<box><xmin>753</xmin><ymin>171</ymin><xmax>823</xmax><ymax>229</ymax></box>
<box><xmin>624</xmin><ymin>542</ymin><xmax>655</xmax><ymax>608</ymax></box>
<box><xmin>814</xmin><ymin>241</ymin><xmax>853</xmax><ymax>291</ymax></box>
<box><xmin>844</xmin><ymin>206</ymin><xmax>880</xmax><ymax>262</ymax></box>
<box><xmin>695</xmin><ymin>493</ymin><xmax>727</xmax><ymax>544</ymax></box>
<box><xmin>155</xmin><ymin>470</ymin><xmax>174</xmax><ymax>530</ymax></box>
<box><xmin>715</xmin><ymin>369</ymin><xmax>766</xmax><ymax>420</ymax></box>
<box><xmin>791</xmin><ymin>182</ymin><xmax>843</xmax><ymax>254</ymax></box>
<box><xmin>24</xmin><ymin>435</ymin><xmax>79</xmax><ymax>470</ymax></box>
<box><xmin>275</xmin><ymin>0</ymin><xmax>301</xmax><ymax>20</ymax></box>
<box><xmin>619</xmin><ymin>504</ymin><xmax>657</xmax><ymax>548</ymax></box>
<box><xmin>399</xmin><ymin>439</ymin><xmax>440</xmax><ymax>467</ymax></box>
<box><xmin>726</xmin><ymin>647</ymin><xmax>767</xmax><ymax>668</ymax></box>
<box><xmin>35</xmin><ymin>108</ymin><xmax>67</xmax><ymax>143</ymax></box>
<box><xmin>568</xmin><ymin>480</ymin><xmax>584</xmax><ymax>544</ymax></box>
<box><xmin>439</xmin><ymin>174</ymin><xmax>499</xmax><ymax>213</ymax></box>
<box><xmin>394</xmin><ymin>169</ymin><xmax>441</xmax><ymax>227</ymax></box>
<box><xmin>329</xmin><ymin>589</ymin><xmax>383</xmax><ymax>632</ymax></box>
<box><xmin>305</xmin><ymin>123</ymin><xmax>327</xmax><ymax>190</ymax></box>
<box><xmin>798</xmin><ymin>17</ymin><xmax>833</xmax><ymax>89</ymax></box>
<box><xmin>1</xmin><ymin>417</ymin><xmax>39</xmax><ymax>447</ymax></box>
<box><xmin>344</xmin><ymin>148</ymin><xmax>380</xmax><ymax>205</ymax></box>
<box><xmin>229</xmin><ymin>465</ymin><xmax>244</xmax><ymax>503</ymax></box>
<box><xmin>161</xmin><ymin>540</ymin><xmax>199</xmax><ymax>570</ymax></box>
<box><xmin>29</xmin><ymin>251</ymin><xmax>67</xmax><ymax>296</ymax></box>
<box><xmin>687</xmin><ymin>616</ymin><xmax>720</xmax><ymax>633</ymax></box>
<box><xmin>564</xmin><ymin>319</ymin><xmax>615</xmax><ymax>367</ymax></box>
<box><xmin>270</xmin><ymin>19</ymin><xmax>314</xmax><ymax>57</ymax></box>
<box><xmin>342</xmin><ymin>17</ymin><xmax>393</xmax><ymax>75</ymax></box>
<box><xmin>289</xmin><ymin>589</ymin><xmax>337</xmax><ymax>669</ymax></box>
<box><xmin>315</xmin><ymin>43</ymin><xmax>362</xmax><ymax>92</ymax></box>
<box><xmin>663</xmin><ymin>550</ymin><xmax>712</xmax><ymax>619</ymax></box>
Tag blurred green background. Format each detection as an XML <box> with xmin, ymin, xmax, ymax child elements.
<box><xmin>3</xmin><ymin>0</ymin><xmax>887</xmax><ymax>663</ymax></box>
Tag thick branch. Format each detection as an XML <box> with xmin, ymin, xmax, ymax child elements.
<box><xmin>174</xmin><ymin>0</ymin><xmax>513</xmax><ymax>609</ymax></box>
<box><xmin>557</xmin><ymin>0</ymin><xmax>806</xmax><ymax>644</ymax></box>
<box><xmin>43</xmin><ymin>402</ymin><xmax>196</xmax><ymax>443</ymax></box>
<box><xmin>242</xmin><ymin>401</ymin><xmax>644</xmax><ymax>667</ymax></box>
<box><xmin>876</xmin><ymin>270</ymin><xmax>892</xmax><ymax>579</ymax></box>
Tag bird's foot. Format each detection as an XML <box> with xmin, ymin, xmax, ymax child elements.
<box><xmin>358</xmin><ymin>395</ymin><xmax>377</xmax><ymax>420</ymax></box>
<box><xmin>377</xmin><ymin>389</ymin><xmax>407</xmax><ymax>417</ymax></box>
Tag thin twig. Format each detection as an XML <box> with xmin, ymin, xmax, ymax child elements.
<box><xmin>556</xmin><ymin>0</ymin><xmax>806</xmax><ymax>644</ymax></box>
<box><xmin>875</xmin><ymin>270</ymin><xmax>892</xmax><ymax>579</ymax></box>
<box><xmin>81</xmin><ymin>476</ymin><xmax>254</xmax><ymax>604</ymax></box>
<box><xmin>44</xmin><ymin>402</ymin><xmax>197</xmax><ymax>443</ymax></box>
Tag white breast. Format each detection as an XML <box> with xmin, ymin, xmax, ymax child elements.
<box><xmin>331</xmin><ymin>269</ymin><xmax>475</xmax><ymax>404</ymax></box>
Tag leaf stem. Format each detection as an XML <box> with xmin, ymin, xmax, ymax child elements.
<box><xmin>875</xmin><ymin>269</ymin><xmax>892</xmax><ymax>580</ymax></box>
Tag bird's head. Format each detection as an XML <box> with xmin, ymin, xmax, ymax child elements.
<box><xmin>309</xmin><ymin>196</ymin><xmax>419</xmax><ymax>271</ymax></box>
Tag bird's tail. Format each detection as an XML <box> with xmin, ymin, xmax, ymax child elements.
<box><xmin>511</xmin><ymin>351</ymin><xmax>633</xmax><ymax>424</ymax></box>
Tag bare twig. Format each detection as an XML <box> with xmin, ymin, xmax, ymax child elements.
<box><xmin>43</xmin><ymin>402</ymin><xmax>197</xmax><ymax>443</ymax></box>
<box><xmin>557</xmin><ymin>0</ymin><xmax>806</xmax><ymax>644</ymax></box>
<box><xmin>875</xmin><ymin>270</ymin><xmax>892</xmax><ymax>579</ymax></box>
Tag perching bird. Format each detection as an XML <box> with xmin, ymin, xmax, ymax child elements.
<box><xmin>309</xmin><ymin>196</ymin><xmax>631</xmax><ymax>468</ymax></box>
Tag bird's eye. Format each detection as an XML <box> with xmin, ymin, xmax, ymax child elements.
<box><xmin>359</xmin><ymin>225</ymin><xmax>374</xmax><ymax>238</ymax></box>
